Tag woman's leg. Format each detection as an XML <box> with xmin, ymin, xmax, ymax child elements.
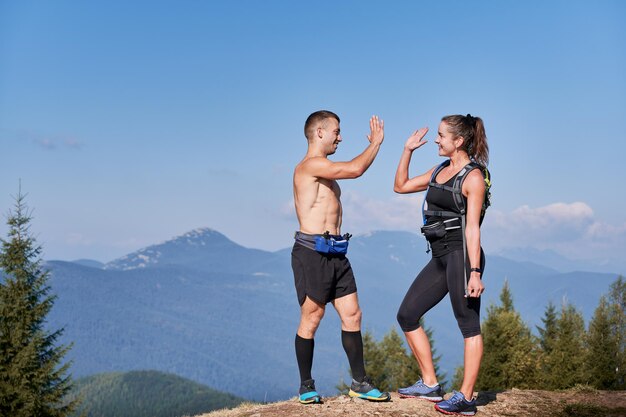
<box><xmin>461</xmin><ymin>334</ymin><xmax>483</xmax><ymax>399</ymax></box>
<box><xmin>404</xmin><ymin>327</ymin><xmax>439</xmax><ymax>385</ymax></box>
<box><xmin>445</xmin><ymin>249</ymin><xmax>485</xmax><ymax>399</ymax></box>
<box><xmin>397</xmin><ymin>257</ymin><xmax>448</xmax><ymax>384</ymax></box>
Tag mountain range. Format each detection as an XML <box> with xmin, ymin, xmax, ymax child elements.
<box><xmin>43</xmin><ymin>228</ymin><xmax>621</xmax><ymax>402</ymax></box>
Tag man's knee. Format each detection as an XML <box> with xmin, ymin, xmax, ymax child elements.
<box><xmin>341</xmin><ymin>306</ymin><xmax>362</xmax><ymax>330</ymax></box>
<box><xmin>299</xmin><ymin>300</ymin><xmax>325</xmax><ymax>335</ymax></box>
<box><xmin>304</xmin><ymin>307</ymin><xmax>325</xmax><ymax>325</ymax></box>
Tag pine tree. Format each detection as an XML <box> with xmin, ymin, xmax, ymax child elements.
<box><xmin>0</xmin><ymin>191</ymin><xmax>76</xmax><ymax>416</ymax></box>
<box><xmin>585</xmin><ymin>296</ymin><xmax>621</xmax><ymax>389</ymax></box>
<box><xmin>542</xmin><ymin>302</ymin><xmax>586</xmax><ymax>389</ymax></box>
<box><xmin>537</xmin><ymin>301</ymin><xmax>558</xmax><ymax>353</ymax></box>
<box><xmin>373</xmin><ymin>327</ymin><xmax>421</xmax><ymax>392</ymax></box>
<box><xmin>585</xmin><ymin>276</ymin><xmax>626</xmax><ymax>389</ymax></box>
<box><xmin>476</xmin><ymin>280</ymin><xmax>539</xmax><ymax>390</ymax></box>
<box><xmin>608</xmin><ymin>276</ymin><xmax>626</xmax><ymax>389</ymax></box>
<box><xmin>536</xmin><ymin>301</ymin><xmax>558</xmax><ymax>387</ymax></box>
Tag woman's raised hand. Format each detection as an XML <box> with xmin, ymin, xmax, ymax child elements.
<box><xmin>405</xmin><ymin>127</ymin><xmax>429</xmax><ymax>151</ymax></box>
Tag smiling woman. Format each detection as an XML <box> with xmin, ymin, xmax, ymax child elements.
<box><xmin>393</xmin><ymin>114</ymin><xmax>490</xmax><ymax>416</ymax></box>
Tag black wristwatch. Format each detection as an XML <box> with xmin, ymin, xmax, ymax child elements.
<box><xmin>470</xmin><ymin>267</ymin><xmax>482</xmax><ymax>274</ymax></box>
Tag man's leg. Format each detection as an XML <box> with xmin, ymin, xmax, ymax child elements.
<box><xmin>333</xmin><ymin>293</ymin><xmax>390</xmax><ymax>401</ymax></box>
<box><xmin>296</xmin><ymin>296</ymin><xmax>325</xmax><ymax>385</ymax></box>
<box><xmin>332</xmin><ymin>293</ymin><xmax>365</xmax><ymax>382</ymax></box>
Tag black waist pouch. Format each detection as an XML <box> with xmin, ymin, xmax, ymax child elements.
<box><xmin>420</xmin><ymin>221</ymin><xmax>447</xmax><ymax>241</ymax></box>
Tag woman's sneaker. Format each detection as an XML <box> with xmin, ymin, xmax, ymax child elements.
<box><xmin>434</xmin><ymin>391</ymin><xmax>477</xmax><ymax>416</ymax></box>
<box><xmin>298</xmin><ymin>379</ymin><xmax>322</xmax><ymax>404</ymax></box>
<box><xmin>398</xmin><ymin>378</ymin><xmax>444</xmax><ymax>401</ymax></box>
<box><xmin>348</xmin><ymin>376</ymin><xmax>391</xmax><ymax>402</ymax></box>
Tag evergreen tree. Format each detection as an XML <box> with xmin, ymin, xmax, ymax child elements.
<box><xmin>0</xmin><ymin>191</ymin><xmax>76</xmax><ymax>416</ymax></box>
<box><xmin>537</xmin><ymin>301</ymin><xmax>558</xmax><ymax>353</ymax></box>
<box><xmin>373</xmin><ymin>327</ymin><xmax>421</xmax><ymax>392</ymax></box>
<box><xmin>542</xmin><ymin>302</ymin><xmax>586</xmax><ymax>389</ymax></box>
<box><xmin>585</xmin><ymin>296</ymin><xmax>621</xmax><ymax>389</ymax></box>
<box><xmin>585</xmin><ymin>276</ymin><xmax>626</xmax><ymax>389</ymax></box>
<box><xmin>476</xmin><ymin>280</ymin><xmax>539</xmax><ymax>390</ymax></box>
<box><xmin>608</xmin><ymin>276</ymin><xmax>626</xmax><ymax>388</ymax></box>
<box><xmin>536</xmin><ymin>301</ymin><xmax>558</xmax><ymax>387</ymax></box>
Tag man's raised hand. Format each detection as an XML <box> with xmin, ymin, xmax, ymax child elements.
<box><xmin>367</xmin><ymin>115</ymin><xmax>384</xmax><ymax>145</ymax></box>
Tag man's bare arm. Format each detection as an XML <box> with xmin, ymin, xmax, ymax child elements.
<box><xmin>305</xmin><ymin>116</ymin><xmax>384</xmax><ymax>180</ymax></box>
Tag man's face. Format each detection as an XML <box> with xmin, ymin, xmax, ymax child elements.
<box><xmin>318</xmin><ymin>118</ymin><xmax>342</xmax><ymax>155</ymax></box>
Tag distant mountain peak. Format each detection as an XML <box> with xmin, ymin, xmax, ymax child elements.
<box><xmin>172</xmin><ymin>227</ymin><xmax>229</xmax><ymax>245</ymax></box>
<box><xmin>104</xmin><ymin>227</ymin><xmax>236</xmax><ymax>271</ymax></box>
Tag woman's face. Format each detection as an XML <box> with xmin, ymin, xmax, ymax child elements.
<box><xmin>435</xmin><ymin>121</ymin><xmax>462</xmax><ymax>157</ymax></box>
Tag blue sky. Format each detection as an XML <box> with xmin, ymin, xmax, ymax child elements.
<box><xmin>1</xmin><ymin>1</ymin><xmax>625</xmax><ymax>271</ymax></box>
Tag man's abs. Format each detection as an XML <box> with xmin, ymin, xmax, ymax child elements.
<box><xmin>294</xmin><ymin>178</ymin><xmax>342</xmax><ymax>234</ymax></box>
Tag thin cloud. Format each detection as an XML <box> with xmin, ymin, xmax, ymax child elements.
<box><xmin>65</xmin><ymin>233</ymin><xmax>94</xmax><ymax>246</ymax></box>
<box><xmin>9</xmin><ymin>129</ymin><xmax>84</xmax><ymax>151</ymax></box>
<box><xmin>483</xmin><ymin>202</ymin><xmax>626</xmax><ymax>262</ymax></box>
<box><xmin>284</xmin><ymin>191</ymin><xmax>625</xmax><ymax>264</ymax></box>
<box><xmin>332</xmin><ymin>191</ymin><xmax>424</xmax><ymax>233</ymax></box>
<box><xmin>34</xmin><ymin>137</ymin><xmax>57</xmax><ymax>150</ymax></box>
<box><xmin>63</xmin><ymin>138</ymin><xmax>83</xmax><ymax>149</ymax></box>
<box><xmin>487</xmin><ymin>202</ymin><xmax>594</xmax><ymax>242</ymax></box>
<box><xmin>278</xmin><ymin>192</ymin><xmax>424</xmax><ymax>230</ymax></box>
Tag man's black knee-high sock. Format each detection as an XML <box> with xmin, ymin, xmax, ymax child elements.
<box><xmin>295</xmin><ymin>334</ymin><xmax>314</xmax><ymax>383</ymax></box>
<box><xmin>341</xmin><ymin>330</ymin><xmax>366</xmax><ymax>383</ymax></box>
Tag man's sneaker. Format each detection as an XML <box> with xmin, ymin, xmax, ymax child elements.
<box><xmin>348</xmin><ymin>376</ymin><xmax>391</xmax><ymax>402</ymax></box>
<box><xmin>434</xmin><ymin>391</ymin><xmax>477</xmax><ymax>416</ymax></box>
<box><xmin>298</xmin><ymin>379</ymin><xmax>321</xmax><ymax>404</ymax></box>
<box><xmin>398</xmin><ymin>378</ymin><xmax>444</xmax><ymax>402</ymax></box>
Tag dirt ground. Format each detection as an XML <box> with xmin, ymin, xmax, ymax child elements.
<box><xmin>197</xmin><ymin>389</ymin><xmax>626</xmax><ymax>417</ymax></box>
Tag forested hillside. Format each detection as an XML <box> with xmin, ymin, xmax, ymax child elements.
<box><xmin>67</xmin><ymin>370</ymin><xmax>244</xmax><ymax>417</ymax></box>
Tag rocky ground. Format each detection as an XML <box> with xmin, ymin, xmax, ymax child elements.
<box><xmin>197</xmin><ymin>388</ymin><xmax>626</xmax><ymax>417</ymax></box>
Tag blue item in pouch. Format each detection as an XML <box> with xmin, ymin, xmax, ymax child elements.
<box><xmin>314</xmin><ymin>235</ymin><xmax>349</xmax><ymax>254</ymax></box>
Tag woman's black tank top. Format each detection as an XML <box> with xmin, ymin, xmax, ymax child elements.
<box><xmin>424</xmin><ymin>171</ymin><xmax>465</xmax><ymax>257</ymax></box>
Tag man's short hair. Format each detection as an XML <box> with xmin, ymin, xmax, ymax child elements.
<box><xmin>304</xmin><ymin>110</ymin><xmax>340</xmax><ymax>141</ymax></box>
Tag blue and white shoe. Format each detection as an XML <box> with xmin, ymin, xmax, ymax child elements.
<box><xmin>398</xmin><ymin>378</ymin><xmax>444</xmax><ymax>401</ymax></box>
<box><xmin>348</xmin><ymin>376</ymin><xmax>391</xmax><ymax>402</ymax></box>
<box><xmin>298</xmin><ymin>379</ymin><xmax>322</xmax><ymax>404</ymax></box>
<box><xmin>434</xmin><ymin>391</ymin><xmax>477</xmax><ymax>416</ymax></box>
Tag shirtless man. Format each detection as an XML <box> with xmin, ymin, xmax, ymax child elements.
<box><xmin>291</xmin><ymin>110</ymin><xmax>390</xmax><ymax>404</ymax></box>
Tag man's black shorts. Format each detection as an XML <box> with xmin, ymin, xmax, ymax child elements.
<box><xmin>291</xmin><ymin>242</ymin><xmax>357</xmax><ymax>306</ymax></box>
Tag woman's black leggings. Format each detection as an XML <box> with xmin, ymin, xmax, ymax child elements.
<box><xmin>397</xmin><ymin>248</ymin><xmax>485</xmax><ymax>338</ymax></box>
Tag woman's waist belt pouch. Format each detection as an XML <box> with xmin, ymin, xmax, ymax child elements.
<box><xmin>314</xmin><ymin>234</ymin><xmax>349</xmax><ymax>254</ymax></box>
<box><xmin>421</xmin><ymin>218</ymin><xmax>461</xmax><ymax>242</ymax></box>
